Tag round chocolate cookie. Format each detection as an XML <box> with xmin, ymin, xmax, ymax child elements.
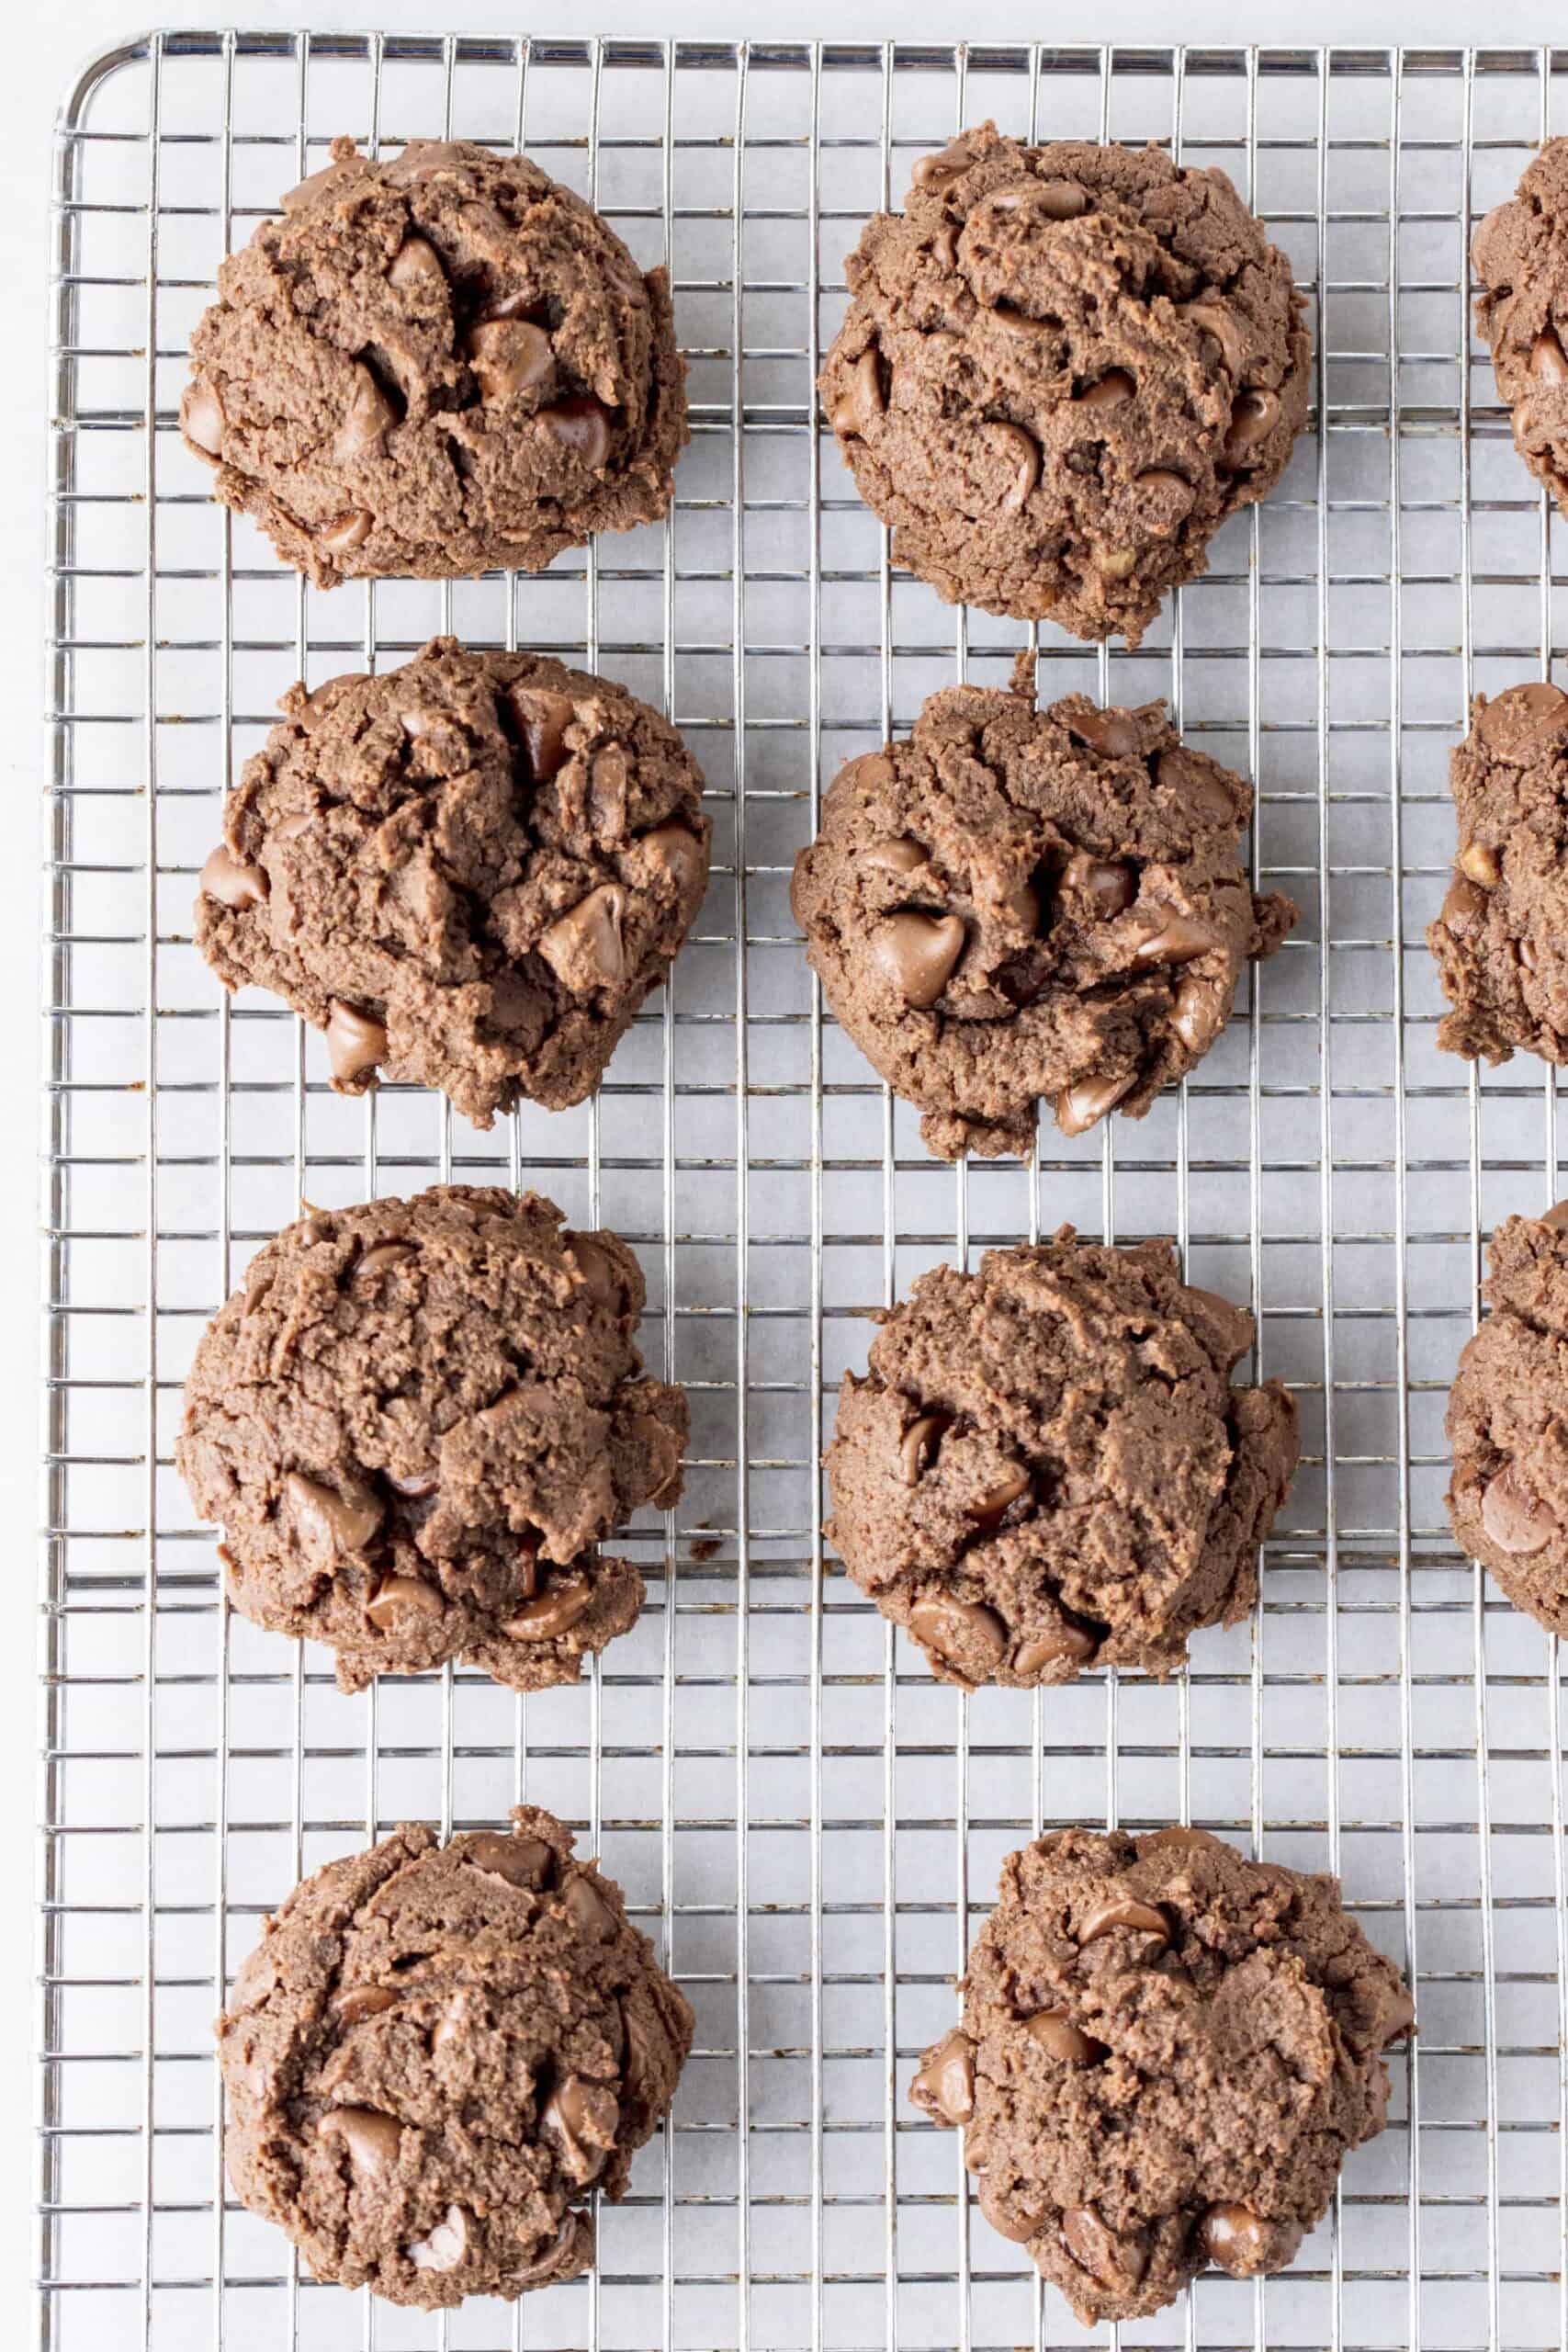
<box><xmin>1447</xmin><ymin>1204</ymin><xmax>1568</xmax><ymax>1634</ymax></box>
<box><xmin>219</xmin><ymin>1805</ymin><xmax>693</xmax><ymax>2307</ymax></box>
<box><xmin>824</xmin><ymin>1230</ymin><xmax>1299</xmax><ymax>1689</ymax></box>
<box><xmin>1427</xmin><ymin>679</ymin><xmax>1568</xmax><ymax>1068</ymax></box>
<box><xmin>1472</xmin><ymin>141</ymin><xmax>1568</xmax><ymax>516</ymax></box>
<box><xmin>181</xmin><ymin>136</ymin><xmax>686</xmax><ymax>585</ymax></box>
<box><xmin>176</xmin><ymin>1185</ymin><xmax>686</xmax><ymax>1693</ymax></box>
<box><xmin>195</xmin><ymin>635</ymin><xmax>708</xmax><ymax>1126</ymax></box>
<box><xmin>819</xmin><ymin>123</ymin><xmax>1310</xmax><ymax>645</ymax></box>
<box><xmin>791</xmin><ymin>664</ymin><xmax>1296</xmax><ymax>1159</ymax></box>
<box><xmin>910</xmin><ymin>1826</ymin><xmax>1414</xmax><ymax>2324</ymax></box>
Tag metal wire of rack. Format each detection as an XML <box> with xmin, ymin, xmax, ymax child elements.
<box><xmin>36</xmin><ymin>30</ymin><xmax>1568</xmax><ymax>2352</ymax></box>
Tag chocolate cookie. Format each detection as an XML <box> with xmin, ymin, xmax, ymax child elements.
<box><xmin>824</xmin><ymin>1231</ymin><xmax>1299</xmax><ymax>1689</ymax></box>
<box><xmin>820</xmin><ymin>124</ymin><xmax>1310</xmax><ymax>645</ymax></box>
<box><xmin>1447</xmin><ymin>1204</ymin><xmax>1568</xmax><ymax>1634</ymax></box>
<box><xmin>791</xmin><ymin>664</ymin><xmax>1296</xmax><ymax>1159</ymax></box>
<box><xmin>911</xmin><ymin>1826</ymin><xmax>1414</xmax><ymax>2324</ymax></box>
<box><xmin>176</xmin><ymin>1185</ymin><xmax>686</xmax><ymax>1693</ymax></box>
<box><xmin>219</xmin><ymin>1805</ymin><xmax>693</xmax><ymax>2307</ymax></box>
<box><xmin>181</xmin><ymin>136</ymin><xmax>686</xmax><ymax>585</ymax></box>
<box><xmin>1427</xmin><ymin>680</ymin><xmax>1568</xmax><ymax>1068</ymax></box>
<box><xmin>196</xmin><ymin>636</ymin><xmax>708</xmax><ymax>1126</ymax></box>
<box><xmin>1472</xmin><ymin>141</ymin><xmax>1568</xmax><ymax>516</ymax></box>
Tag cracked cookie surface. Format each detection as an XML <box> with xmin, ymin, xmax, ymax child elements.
<box><xmin>824</xmin><ymin>1231</ymin><xmax>1299</xmax><ymax>1689</ymax></box>
<box><xmin>176</xmin><ymin>1185</ymin><xmax>686</xmax><ymax>1692</ymax></box>
<box><xmin>1472</xmin><ymin>141</ymin><xmax>1568</xmax><ymax>519</ymax></box>
<box><xmin>819</xmin><ymin>124</ymin><xmax>1310</xmax><ymax>644</ymax></box>
<box><xmin>182</xmin><ymin>136</ymin><xmax>687</xmax><ymax>583</ymax></box>
<box><xmin>911</xmin><ymin>1826</ymin><xmax>1413</xmax><ymax>2324</ymax></box>
<box><xmin>790</xmin><ymin>663</ymin><xmax>1296</xmax><ymax>1160</ymax></box>
<box><xmin>219</xmin><ymin>1805</ymin><xmax>693</xmax><ymax>2308</ymax></box>
<box><xmin>1447</xmin><ymin>1204</ymin><xmax>1568</xmax><ymax>1635</ymax></box>
<box><xmin>195</xmin><ymin>635</ymin><xmax>708</xmax><ymax>1125</ymax></box>
<box><xmin>1427</xmin><ymin>680</ymin><xmax>1568</xmax><ymax>1069</ymax></box>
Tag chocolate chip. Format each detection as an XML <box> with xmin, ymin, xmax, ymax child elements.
<box><xmin>1022</xmin><ymin>2008</ymin><xmax>1106</xmax><ymax>2064</ymax></box>
<box><xmin>502</xmin><ymin>1575</ymin><xmax>594</xmax><ymax>1639</ymax></box>
<box><xmin>1033</xmin><ymin>177</ymin><xmax>1088</xmax><ymax>220</ymax></box>
<box><xmin>1184</xmin><ymin>298</ymin><xmax>1246</xmax><ymax>374</ymax></box>
<box><xmin>507</xmin><ymin>2211</ymin><xmax>589</xmax><ymax>2285</ymax></box>
<box><xmin>641</xmin><ymin>822</ymin><xmax>705</xmax><ymax>898</ymax></box>
<box><xmin>1055</xmin><ymin>1070</ymin><xmax>1134</xmax><ymax>1136</ymax></box>
<box><xmin>870</xmin><ymin>911</ymin><xmax>966</xmax><ymax>1008</ymax></box>
<box><xmin>465</xmin><ymin>1831</ymin><xmax>553</xmax><ymax>1889</ymax></box>
<box><xmin>200</xmin><ymin>843</ymin><xmax>267</xmax><ymax>910</ymax></box>
<box><xmin>1539</xmin><ymin>1200</ymin><xmax>1568</xmax><ymax>1231</ymax></box>
<box><xmin>1223</xmin><ymin>389</ymin><xmax>1281</xmax><ymax>464</ymax></box>
<box><xmin>1012</xmin><ymin>1615</ymin><xmax>1100</xmax><ymax>1675</ymax></box>
<box><xmin>561</xmin><ymin>1873</ymin><xmax>615</xmax><ymax>1939</ymax></box>
<box><xmin>908</xmin><ymin>1592</ymin><xmax>1008</xmax><ymax>1680</ymax></box>
<box><xmin>567</xmin><ymin>1233</ymin><xmax>624</xmax><ymax>1309</ymax></box>
<box><xmin>899</xmin><ymin>1411</ymin><xmax>947</xmax><ymax>1485</ymax></box>
<box><xmin>1156</xmin><ymin>748</ymin><xmax>1235</xmax><ymax>820</ymax></box>
<box><xmin>317</xmin><ymin>2104</ymin><xmax>403</xmax><ymax>2174</ymax></box>
<box><xmin>865</xmin><ymin>836</ymin><xmax>926</xmax><ymax>876</ymax></box>
<box><xmin>1061</xmin><ymin>2202</ymin><xmax>1148</xmax><ymax>2289</ymax></box>
<box><xmin>1479</xmin><ymin>1464</ymin><xmax>1555</xmax><ymax>1555</ymax></box>
<box><xmin>389</xmin><ymin>234</ymin><xmax>446</xmax><ymax>288</ymax></box>
<box><xmin>286</xmin><ymin>1471</ymin><xmax>383</xmax><ymax>1564</ymax></box>
<box><xmin>539</xmin><ymin>395</ymin><xmax>614</xmax><ymax>469</ymax></box>
<box><xmin>352</xmin><ymin>1239</ymin><xmax>416</xmax><ymax>1286</ymax></box>
<box><xmin>831</xmin><ymin>751</ymin><xmax>897</xmax><ymax>802</ymax></box>
<box><xmin>1129</xmin><ymin>907</ymin><xmax>1217</xmax><ymax>967</ymax></box>
<box><xmin>334</xmin><ymin>362</ymin><xmax>398</xmax><ymax>462</ymax></box>
<box><xmin>537</xmin><ymin>884</ymin><xmax>627</xmax><ymax>992</ymax></box>
<box><xmin>319</xmin><ymin>509</ymin><xmax>372</xmax><ymax>557</ymax></box>
<box><xmin>990</xmin><ymin>422</ymin><xmax>1041</xmax><ymax>514</ymax></box>
<box><xmin>183</xmin><ymin>379</ymin><xmax>224</xmax><ymax>457</ymax></box>
<box><xmin>384</xmin><ymin>1469</ymin><xmax>437</xmax><ymax>1501</ymax></box>
<box><xmin>1066</xmin><ymin>707</ymin><xmax>1141</xmax><ymax>759</ymax></box>
<box><xmin>1077</xmin><ymin>1894</ymin><xmax>1172</xmax><ymax>1948</ymax></box>
<box><xmin>829</xmin><ymin>345</ymin><xmax>886</xmax><ymax>436</ymax></box>
<box><xmin>1137</xmin><ymin>468</ymin><xmax>1195</xmax><ymax>522</ymax></box>
<box><xmin>508</xmin><ymin>684</ymin><xmax>576</xmax><ymax>781</ymax></box>
<box><xmin>912</xmin><ymin>137</ymin><xmax>981</xmax><ymax>191</ymax></box>
<box><xmin>468</xmin><ymin>317</ymin><xmax>553</xmax><ymax>401</ymax></box>
<box><xmin>966</xmin><ymin>1466</ymin><xmax>1032</xmax><ymax>1530</ymax></box>
<box><xmin>1459</xmin><ymin>841</ymin><xmax>1500</xmax><ymax>888</ymax></box>
<box><xmin>909</xmin><ymin>2027</ymin><xmax>976</xmax><ymax>2125</ymax></box>
<box><xmin>365</xmin><ymin>1575</ymin><xmax>445</xmax><ymax>1630</ymax></box>
<box><xmin>977</xmin><ymin>2172</ymin><xmax>1045</xmax><ymax>2244</ymax></box>
<box><xmin>325</xmin><ymin>1000</ymin><xmax>388</xmax><ymax>1084</ymax></box>
<box><xmin>1076</xmin><ymin>368</ymin><xmax>1135</xmax><ymax>410</ymax></box>
<box><xmin>1063</xmin><ymin>851</ymin><xmax>1135</xmax><ymax>917</ymax></box>
<box><xmin>407</xmin><ymin>2204</ymin><xmax>468</xmax><ymax>2274</ymax></box>
<box><xmin>991</xmin><ymin>303</ymin><xmax>1053</xmax><ymax>341</ymax></box>
<box><xmin>540</xmin><ymin>2075</ymin><xmax>618</xmax><ymax>2182</ymax></box>
<box><xmin>331</xmin><ymin>1984</ymin><xmax>399</xmax><ymax>2024</ymax></box>
<box><xmin>1171</xmin><ymin>974</ymin><xmax>1224</xmax><ymax>1055</ymax></box>
<box><xmin>1210</xmin><ymin>2201</ymin><xmax>1303</xmax><ymax>2278</ymax></box>
<box><xmin>1441</xmin><ymin>875</ymin><xmax>1488</xmax><ymax>935</ymax></box>
<box><xmin>1531</xmin><ymin>330</ymin><xmax>1568</xmax><ymax>385</ymax></box>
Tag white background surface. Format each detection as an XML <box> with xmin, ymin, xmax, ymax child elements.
<box><xmin>6</xmin><ymin>2</ymin><xmax>1565</xmax><ymax>2341</ymax></box>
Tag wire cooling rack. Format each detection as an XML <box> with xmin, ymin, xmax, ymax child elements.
<box><xmin>37</xmin><ymin>29</ymin><xmax>1568</xmax><ymax>2352</ymax></box>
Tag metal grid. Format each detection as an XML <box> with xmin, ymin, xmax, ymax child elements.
<box><xmin>36</xmin><ymin>31</ymin><xmax>1568</xmax><ymax>2352</ymax></box>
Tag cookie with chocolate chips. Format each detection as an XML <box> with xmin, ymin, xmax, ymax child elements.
<box><xmin>181</xmin><ymin>136</ymin><xmax>686</xmax><ymax>584</ymax></box>
<box><xmin>791</xmin><ymin>662</ymin><xmax>1296</xmax><ymax>1159</ymax></box>
<box><xmin>819</xmin><ymin>123</ymin><xmax>1310</xmax><ymax>644</ymax></box>
<box><xmin>911</xmin><ymin>1826</ymin><xmax>1413</xmax><ymax>2324</ymax></box>
<box><xmin>1447</xmin><ymin>1203</ymin><xmax>1568</xmax><ymax>1634</ymax></box>
<box><xmin>176</xmin><ymin>1185</ymin><xmax>686</xmax><ymax>1693</ymax></box>
<box><xmin>219</xmin><ymin>1805</ymin><xmax>693</xmax><ymax>2308</ymax></box>
<box><xmin>824</xmin><ymin>1230</ymin><xmax>1299</xmax><ymax>1689</ymax></box>
<box><xmin>1472</xmin><ymin>141</ymin><xmax>1568</xmax><ymax>516</ymax></box>
<box><xmin>1427</xmin><ymin>679</ymin><xmax>1568</xmax><ymax>1068</ymax></box>
<box><xmin>195</xmin><ymin>636</ymin><xmax>708</xmax><ymax>1126</ymax></box>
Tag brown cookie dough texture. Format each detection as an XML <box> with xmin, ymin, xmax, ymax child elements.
<box><xmin>1447</xmin><ymin>1204</ymin><xmax>1568</xmax><ymax>1634</ymax></box>
<box><xmin>219</xmin><ymin>1806</ymin><xmax>693</xmax><ymax>2307</ymax></box>
<box><xmin>791</xmin><ymin>666</ymin><xmax>1296</xmax><ymax>1159</ymax></box>
<box><xmin>1427</xmin><ymin>680</ymin><xmax>1568</xmax><ymax>1068</ymax></box>
<box><xmin>911</xmin><ymin>1826</ymin><xmax>1414</xmax><ymax>2324</ymax></box>
<box><xmin>196</xmin><ymin>636</ymin><xmax>708</xmax><ymax>1126</ymax></box>
<box><xmin>825</xmin><ymin>1232</ymin><xmax>1299</xmax><ymax>1689</ymax></box>
<box><xmin>176</xmin><ymin>1186</ymin><xmax>686</xmax><ymax>1693</ymax></box>
<box><xmin>819</xmin><ymin>125</ymin><xmax>1309</xmax><ymax>645</ymax></box>
<box><xmin>1472</xmin><ymin>141</ymin><xmax>1568</xmax><ymax>516</ymax></box>
<box><xmin>181</xmin><ymin>137</ymin><xmax>686</xmax><ymax>585</ymax></box>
